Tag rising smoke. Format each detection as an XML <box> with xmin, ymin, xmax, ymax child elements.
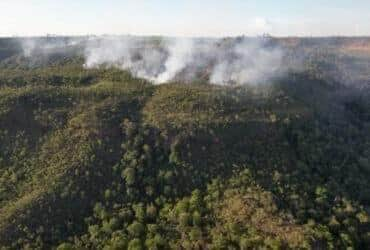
<box><xmin>209</xmin><ymin>39</ymin><xmax>283</xmax><ymax>85</ymax></box>
<box><xmin>82</xmin><ymin>36</ymin><xmax>287</xmax><ymax>85</ymax></box>
<box><xmin>20</xmin><ymin>35</ymin><xmax>288</xmax><ymax>85</ymax></box>
<box><xmin>84</xmin><ymin>36</ymin><xmax>165</xmax><ymax>82</ymax></box>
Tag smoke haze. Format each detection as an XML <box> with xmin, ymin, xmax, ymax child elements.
<box><xmin>18</xmin><ymin>36</ymin><xmax>295</xmax><ymax>85</ymax></box>
<box><xmin>20</xmin><ymin>37</ymin><xmax>84</xmax><ymax>57</ymax></box>
<box><xmin>81</xmin><ymin>36</ymin><xmax>287</xmax><ymax>85</ymax></box>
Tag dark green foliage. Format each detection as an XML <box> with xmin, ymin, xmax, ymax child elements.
<box><xmin>0</xmin><ymin>38</ymin><xmax>369</xmax><ymax>249</ymax></box>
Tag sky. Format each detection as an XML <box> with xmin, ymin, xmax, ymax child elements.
<box><xmin>0</xmin><ymin>0</ymin><xmax>369</xmax><ymax>37</ymax></box>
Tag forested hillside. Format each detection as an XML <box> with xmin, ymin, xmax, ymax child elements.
<box><xmin>0</xmin><ymin>37</ymin><xmax>369</xmax><ymax>249</ymax></box>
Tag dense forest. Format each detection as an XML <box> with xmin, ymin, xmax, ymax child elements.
<box><xmin>0</xmin><ymin>37</ymin><xmax>369</xmax><ymax>249</ymax></box>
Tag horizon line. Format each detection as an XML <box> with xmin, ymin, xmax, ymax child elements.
<box><xmin>1</xmin><ymin>34</ymin><xmax>370</xmax><ymax>39</ymax></box>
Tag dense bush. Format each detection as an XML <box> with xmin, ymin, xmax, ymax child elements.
<box><xmin>0</xmin><ymin>38</ymin><xmax>369</xmax><ymax>249</ymax></box>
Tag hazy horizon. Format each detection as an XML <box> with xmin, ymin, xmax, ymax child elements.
<box><xmin>1</xmin><ymin>0</ymin><xmax>369</xmax><ymax>37</ymax></box>
<box><xmin>2</xmin><ymin>34</ymin><xmax>370</xmax><ymax>39</ymax></box>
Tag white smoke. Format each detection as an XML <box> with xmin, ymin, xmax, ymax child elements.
<box><xmin>83</xmin><ymin>36</ymin><xmax>196</xmax><ymax>84</ymax></box>
<box><xmin>155</xmin><ymin>38</ymin><xmax>194</xmax><ymax>83</ymax></box>
<box><xmin>20</xmin><ymin>37</ymin><xmax>84</xmax><ymax>57</ymax></box>
<box><xmin>21</xmin><ymin>38</ymin><xmax>38</xmax><ymax>57</ymax></box>
<box><xmin>83</xmin><ymin>36</ymin><xmax>166</xmax><ymax>81</ymax></box>
<box><xmin>210</xmin><ymin>40</ymin><xmax>284</xmax><ymax>85</ymax></box>
<box><xmin>20</xmin><ymin>35</ymin><xmax>287</xmax><ymax>85</ymax></box>
<box><xmin>83</xmin><ymin>36</ymin><xmax>287</xmax><ymax>85</ymax></box>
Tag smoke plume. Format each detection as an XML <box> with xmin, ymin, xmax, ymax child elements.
<box><xmin>82</xmin><ymin>36</ymin><xmax>287</xmax><ymax>85</ymax></box>
<box><xmin>20</xmin><ymin>35</ymin><xmax>288</xmax><ymax>85</ymax></box>
<box><xmin>210</xmin><ymin>40</ymin><xmax>283</xmax><ymax>85</ymax></box>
